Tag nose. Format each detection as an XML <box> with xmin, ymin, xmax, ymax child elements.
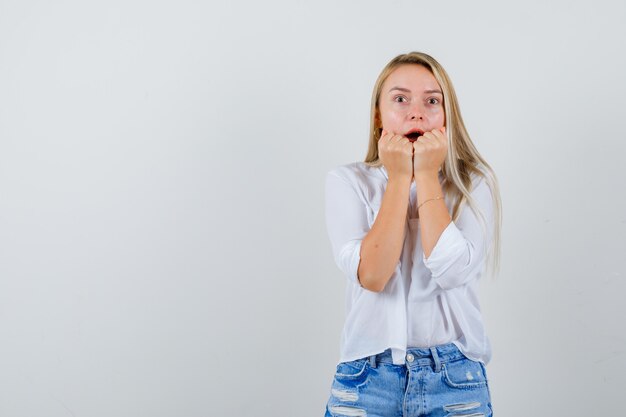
<box><xmin>408</xmin><ymin>103</ymin><xmax>424</xmax><ymax>120</ymax></box>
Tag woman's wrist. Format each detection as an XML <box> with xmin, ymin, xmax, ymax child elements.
<box><xmin>387</xmin><ymin>174</ymin><xmax>412</xmax><ymax>188</ymax></box>
<box><xmin>413</xmin><ymin>170</ymin><xmax>440</xmax><ymax>182</ymax></box>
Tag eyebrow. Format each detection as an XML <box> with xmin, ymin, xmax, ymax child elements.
<box><xmin>388</xmin><ymin>87</ymin><xmax>443</xmax><ymax>95</ymax></box>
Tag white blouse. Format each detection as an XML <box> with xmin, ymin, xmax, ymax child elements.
<box><xmin>325</xmin><ymin>162</ymin><xmax>494</xmax><ymax>366</ymax></box>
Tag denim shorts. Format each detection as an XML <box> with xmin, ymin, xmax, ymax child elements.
<box><xmin>324</xmin><ymin>343</ymin><xmax>493</xmax><ymax>417</ymax></box>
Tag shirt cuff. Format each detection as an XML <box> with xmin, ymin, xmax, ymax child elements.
<box><xmin>422</xmin><ymin>221</ymin><xmax>466</xmax><ymax>277</ymax></box>
<box><xmin>339</xmin><ymin>239</ymin><xmax>364</xmax><ymax>287</ymax></box>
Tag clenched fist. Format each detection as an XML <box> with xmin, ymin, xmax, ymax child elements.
<box><xmin>378</xmin><ymin>130</ymin><xmax>414</xmax><ymax>181</ymax></box>
<box><xmin>413</xmin><ymin>126</ymin><xmax>448</xmax><ymax>177</ymax></box>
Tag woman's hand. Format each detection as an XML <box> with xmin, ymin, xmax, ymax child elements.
<box><xmin>413</xmin><ymin>126</ymin><xmax>448</xmax><ymax>178</ymax></box>
<box><xmin>378</xmin><ymin>129</ymin><xmax>414</xmax><ymax>182</ymax></box>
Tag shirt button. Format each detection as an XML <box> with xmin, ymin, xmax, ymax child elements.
<box><xmin>406</xmin><ymin>354</ymin><xmax>414</xmax><ymax>362</ymax></box>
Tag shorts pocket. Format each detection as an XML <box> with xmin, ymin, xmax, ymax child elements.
<box><xmin>334</xmin><ymin>358</ymin><xmax>370</xmax><ymax>385</ymax></box>
<box><xmin>441</xmin><ymin>357</ymin><xmax>488</xmax><ymax>390</ymax></box>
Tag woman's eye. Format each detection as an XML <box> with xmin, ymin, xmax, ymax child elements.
<box><xmin>428</xmin><ymin>98</ymin><xmax>440</xmax><ymax>105</ymax></box>
<box><xmin>394</xmin><ymin>96</ymin><xmax>407</xmax><ymax>103</ymax></box>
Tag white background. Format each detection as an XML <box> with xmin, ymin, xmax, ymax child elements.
<box><xmin>1</xmin><ymin>0</ymin><xmax>625</xmax><ymax>416</ymax></box>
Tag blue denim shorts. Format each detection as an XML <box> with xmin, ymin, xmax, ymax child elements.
<box><xmin>324</xmin><ymin>343</ymin><xmax>493</xmax><ymax>417</ymax></box>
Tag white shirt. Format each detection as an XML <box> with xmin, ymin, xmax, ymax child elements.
<box><xmin>325</xmin><ymin>162</ymin><xmax>494</xmax><ymax>366</ymax></box>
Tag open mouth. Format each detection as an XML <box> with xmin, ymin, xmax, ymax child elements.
<box><xmin>405</xmin><ymin>131</ymin><xmax>424</xmax><ymax>142</ymax></box>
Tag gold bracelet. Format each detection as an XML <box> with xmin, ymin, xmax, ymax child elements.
<box><xmin>417</xmin><ymin>196</ymin><xmax>444</xmax><ymax>210</ymax></box>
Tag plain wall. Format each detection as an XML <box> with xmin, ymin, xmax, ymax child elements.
<box><xmin>1</xmin><ymin>0</ymin><xmax>625</xmax><ymax>416</ymax></box>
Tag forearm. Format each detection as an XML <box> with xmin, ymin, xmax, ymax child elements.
<box><xmin>415</xmin><ymin>172</ymin><xmax>452</xmax><ymax>259</ymax></box>
<box><xmin>358</xmin><ymin>177</ymin><xmax>411</xmax><ymax>292</ymax></box>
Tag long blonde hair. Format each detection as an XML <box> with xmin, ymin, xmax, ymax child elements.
<box><xmin>365</xmin><ymin>51</ymin><xmax>502</xmax><ymax>279</ymax></box>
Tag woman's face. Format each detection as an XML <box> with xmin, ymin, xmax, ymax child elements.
<box><xmin>377</xmin><ymin>64</ymin><xmax>445</xmax><ymax>141</ymax></box>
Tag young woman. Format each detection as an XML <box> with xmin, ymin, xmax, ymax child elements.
<box><xmin>324</xmin><ymin>52</ymin><xmax>502</xmax><ymax>417</ymax></box>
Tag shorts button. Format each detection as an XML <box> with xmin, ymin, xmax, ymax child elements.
<box><xmin>406</xmin><ymin>354</ymin><xmax>414</xmax><ymax>362</ymax></box>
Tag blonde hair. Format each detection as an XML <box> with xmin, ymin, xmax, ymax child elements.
<box><xmin>365</xmin><ymin>51</ymin><xmax>502</xmax><ymax>279</ymax></box>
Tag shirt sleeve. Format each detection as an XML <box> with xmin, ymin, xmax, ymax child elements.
<box><xmin>422</xmin><ymin>174</ymin><xmax>495</xmax><ymax>290</ymax></box>
<box><xmin>325</xmin><ymin>170</ymin><xmax>369</xmax><ymax>287</ymax></box>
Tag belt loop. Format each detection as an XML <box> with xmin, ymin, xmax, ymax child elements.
<box><xmin>430</xmin><ymin>347</ymin><xmax>441</xmax><ymax>373</ymax></box>
<box><xmin>369</xmin><ymin>354</ymin><xmax>377</xmax><ymax>368</ymax></box>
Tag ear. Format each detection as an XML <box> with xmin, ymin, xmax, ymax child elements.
<box><xmin>374</xmin><ymin>109</ymin><xmax>381</xmax><ymax>125</ymax></box>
